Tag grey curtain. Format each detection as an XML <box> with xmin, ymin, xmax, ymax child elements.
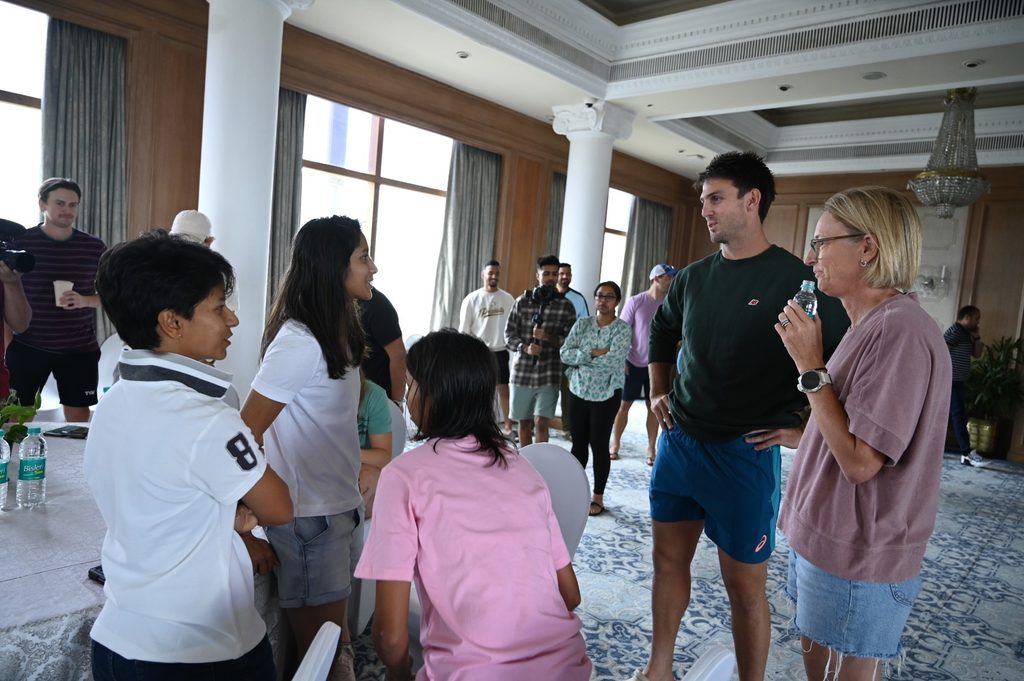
<box><xmin>546</xmin><ymin>172</ymin><xmax>566</xmax><ymax>255</ymax></box>
<box><xmin>430</xmin><ymin>143</ymin><xmax>502</xmax><ymax>330</ymax></box>
<box><xmin>268</xmin><ymin>88</ymin><xmax>307</xmax><ymax>307</ymax></box>
<box><xmin>621</xmin><ymin>197</ymin><xmax>673</xmax><ymax>300</ymax></box>
<box><xmin>42</xmin><ymin>18</ymin><xmax>126</xmax><ymax>342</ymax></box>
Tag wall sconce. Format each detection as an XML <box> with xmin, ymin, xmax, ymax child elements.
<box><xmin>916</xmin><ymin>265</ymin><xmax>949</xmax><ymax>298</ymax></box>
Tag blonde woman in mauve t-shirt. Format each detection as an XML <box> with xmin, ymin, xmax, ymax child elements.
<box><xmin>758</xmin><ymin>186</ymin><xmax>951</xmax><ymax>681</ymax></box>
<box><xmin>356</xmin><ymin>330</ymin><xmax>592</xmax><ymax>681</ymax></box>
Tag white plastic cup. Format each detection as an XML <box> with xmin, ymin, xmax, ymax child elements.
<box><xmin>53</xmin><ymin>280</ymin><xmax>73</xmax><ymax>306</ymax></box>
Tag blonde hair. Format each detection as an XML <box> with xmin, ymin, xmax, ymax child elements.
<box><xmin>823</xmin><ymin>186</ymin><xmax>921</xmax><ymax>291</ymax></box>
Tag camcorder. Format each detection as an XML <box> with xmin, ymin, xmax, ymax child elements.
<box><xmin>522</xmin><ymin>284</ymin><xmax>560</xmax><ymax>362</ymax></box>
<box><xmin>0</xmin><ymin>242</ymin><xmax>35</xmax><ymax>273</ymax></box>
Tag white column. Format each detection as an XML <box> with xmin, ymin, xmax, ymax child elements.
<box><xmin>552</xmin><ymin>101</ymin><xmax>634</xmax><ymax>302</ymax></box>
<box><xmin>198</xmin><ymin>0</ymin><xmax>312</xmax><ymax>395</ymax></box>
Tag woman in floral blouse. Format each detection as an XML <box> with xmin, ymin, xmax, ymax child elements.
<box><xmin>560</xmin><ymin>281</ymin><xmax>631</xmax><ymax>516</ymax></box>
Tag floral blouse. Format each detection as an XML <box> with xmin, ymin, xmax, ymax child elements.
<box><xmin>559</xmin><ymin>316</ymin><xmax>631</xmax><ymax>402</ymax></box>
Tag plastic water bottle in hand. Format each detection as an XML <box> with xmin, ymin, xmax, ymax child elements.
<box><xmin>0</xmin><ymin>430</ymin><xmax>9</xmax><ymax>509</ymax></box>
<box><xmin>794</xmin><ymin>280</ymin><xmax>818</xmax><ymax>320</ymax></box>
<box><xmin>16</xmin><ymin>426</ymin><xmax>47</xmax><ymax>508</ymax></box>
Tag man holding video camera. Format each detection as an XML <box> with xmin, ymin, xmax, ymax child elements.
<box><xmin>6</xmin><ymin>178</ymin><xmax>106</xmax><ymax>421</ymax></box>
<box><xmin>0</xmin><ymin>219</ymin><xmax>33</xmax><ymax>401</ymax></box>
<box><xmin>504</xmin><ymin>254</ymin><xmax>576</xmax><ymax>446</ymax></box>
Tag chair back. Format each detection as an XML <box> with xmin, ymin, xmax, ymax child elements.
<box><xmin>681</xmin><ymin>643</ymin><xmax>736</xmax><ymax>681</ymax></box>
<box><xmin>519</xmin><ymin>443</ymin><xmax>590</xmax><ymax>557</ymax></box>
<box><xmin>291</xmin><ymin>621</ymin><xmax>341</xmax><ymax>681</ymax></box>
<box><xmin>388</xmin><ymin>399</ymin><xmax>407</xmax><ymax>458</ymax></box>
<box><xmin>96</xmin><ymin>333</ymin><xmax>124</xmax><ymax>393</ymax></box>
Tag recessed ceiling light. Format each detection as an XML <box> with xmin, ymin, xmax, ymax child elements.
<box><xmin>455</xmin><ymin>51</ymin><xmax>470</xmax><ymax>59</ymax></box>
<box><xmin>778</xmin><ymin>84</ymin><xmax>793</xmax><ymax>92</ymax></box>
<box><xmin>686</xmin><ymin>154</ymin><xmax>706</xmax><ymax>160</ymax></box>
<box><xmin>646</xmin><ymin>103</ymin><xmax>654</xmax><ymax>108</ymax></box>
<box><xmin>962</xmin><ymin>58</ymin><xmax>985</xmax><ymax>68</ymax></box>
<box><xmin>862</xmin><ymin>71</ymin><xmax>887</xmax><ymax>80</ymax></box>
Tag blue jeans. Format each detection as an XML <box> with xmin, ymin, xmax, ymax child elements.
<box><xmin>949</xmin><ymin>381</ymin><xmax>971</xmax><ymax>455</ymax></box>
<box><xmin>91</xmin><ymin>636</ymin><xmax>276</xmax><ymax>681</ymax></box>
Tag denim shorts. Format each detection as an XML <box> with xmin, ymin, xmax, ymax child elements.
<box><xmin>786</xmin><ymin>548</ymin><xmax>922</xmax><ymax>659</ymax></box>
<box><xmin>266</xmin><ymin>510</ymin><xmax>361</xmax><ymax>608</ymax></box>
<box><xmin>509</xmin><ymin>383</ymin><xmax>559</xmax><ymax>420</ymax></box>
<box><xmin>649</xmin><ymin>423</ymin><xmax>780</xmax><ymax>564</ymax></box>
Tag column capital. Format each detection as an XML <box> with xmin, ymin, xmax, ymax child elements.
<box><xmin>552</xmin><ymin>100</ymin><xmax>634</xmax><ymax>140</ymax></box>
<box><xmin>246</xmin><ymin>0</ymin><xmax>315</xmax><ymax>19</ymax></box>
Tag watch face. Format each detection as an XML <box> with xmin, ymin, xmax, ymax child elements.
<box><xmin>800</xmin><ymin>371</ymin><xmax>821</xmax><ymax>391</ymax></box>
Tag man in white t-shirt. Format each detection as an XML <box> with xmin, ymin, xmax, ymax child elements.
<box><xmin>459</xmin><ymin>259</ymin><xmax>516</xmax><ymax>434</ymax></box>
<box><xmin>86</xmin><ymin>231</ymin><xmax>292</xmax><ymax>678</ymax></box>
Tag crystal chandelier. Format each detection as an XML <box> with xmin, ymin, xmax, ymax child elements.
<box><xmin>908</xmin><ymin>88</ymin><xmax>989</xmax><ymax>218</ymax></box>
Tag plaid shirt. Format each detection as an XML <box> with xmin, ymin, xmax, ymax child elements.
<box><xmin>505</xmin><ymin>293</ymin><xmax>577</xmax><ymax>387</ymax></box>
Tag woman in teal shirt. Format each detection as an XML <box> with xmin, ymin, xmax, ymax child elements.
<box><xmin>560</xmin><ymin>281</ymin><xmax>631</xmax><ymax>516</ymax></box>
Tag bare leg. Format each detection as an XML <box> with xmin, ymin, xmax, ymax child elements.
<box><xmin>802</xmin><ymin>637</ymin><xmax>883</xmax><ymax>681</ymax></box>
<box><xmin>610</xmin><ymin>400</ymin><xmax>632</xmax><ymax>455</ymax></box>
<box><xmin>498</xmin><ymin>383</ymin><xmax>512</xmax><ymax>433</ymax></box>
<box><xmin>518</xmin><ymin>419</ymin><xmax>534</xmax><ymax>447</ymax></box>
<box><xmin>645</xmin><ymin>399</ymin><xmax>658</xmax><ymax>462</ymax></box>
<box><xmin>642</xmin><ymin>520</ymin><xmax>704</xmax><ymax>681</ymax></box>
<box><xmin>63</xmin><ymin>405</ymin><xmax>91</xmax><ymax>423</ymax></box>
<box><xmin>719</xmin><ymin>549</ymin><xmax>771</xmax><ymax>681</ymax></box>
<box><xmin>535</xmin><ymin>415</ymin><xmax>550</xmax><ymax>443</ymax></box>
<box><xmin>284</xmin><ymin>600</ymin><xmax>351</xmax><ymax>677</ymax></box>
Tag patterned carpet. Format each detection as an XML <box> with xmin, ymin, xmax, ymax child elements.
<box><xmin>354</xmin><ymin>408</ymin><xmax>1024</xmax><ymax>680</ymax></box>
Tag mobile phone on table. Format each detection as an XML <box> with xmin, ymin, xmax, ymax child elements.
<box><xmin>44</xmin><ymin>425</ymin><xmax>90</xmax><ymax>439</ymax></box>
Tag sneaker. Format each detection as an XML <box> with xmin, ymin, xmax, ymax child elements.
<box><xmin>963</xmin><ymin>450</ymin><xmax>993</xmax><ymax>468</ymax></box>
<box><xmin>328</xmin><ymin>643</ymin><xmax>356</xmax><ymax>681</ymax></box>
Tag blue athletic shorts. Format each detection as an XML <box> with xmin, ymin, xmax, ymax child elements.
<box><xmin>649</xmin><ymin>423</ymin><xmax>780</xmax><ymax>564</ymax></box>
<box><xmin>787</xmin><ymin>548</ymin><xmax>921</xmax><ymax>659</ymax></box>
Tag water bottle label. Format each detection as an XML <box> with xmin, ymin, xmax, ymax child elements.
<box><xmin>0</xmin><ymin>460</ymin><xmax>6</xmax><ymax>484</ymax></box>
<box><xmin>18</xmin><ymin>458</ymin><xmax>45</xmax><ymax>481</ymax></box>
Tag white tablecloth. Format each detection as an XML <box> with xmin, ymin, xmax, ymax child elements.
<box><xmin>0</xmin><ymin>424</ymin><xmax>281</xmax><ymax>680</ymax></box>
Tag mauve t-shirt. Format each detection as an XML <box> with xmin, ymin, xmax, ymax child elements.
<box><xmin>779</xmin><ymin>294</ymin><xmax>951</xmax><ymax>583</ymax></box>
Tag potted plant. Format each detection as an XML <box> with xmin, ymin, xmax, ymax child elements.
<box><xmin>966</xmin><ymin>336</ymin><xmax>1024</xmax><ymax>455</ymax></box>
<box><xmin>1</xmin><ymin>390</ymin><xmax>40</xmax><ymax>445</ymax></box>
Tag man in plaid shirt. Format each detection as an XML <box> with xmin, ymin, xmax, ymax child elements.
<box><xmin>505</xmin><ymin>254</ymin><xmax>577</xmax><ymax>446</ymax></box>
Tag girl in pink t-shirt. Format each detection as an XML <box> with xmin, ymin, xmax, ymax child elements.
<box><xmin>355</xmin><ymin>329</ymin><xmax>592</xmax><ymax>681</ymax></box>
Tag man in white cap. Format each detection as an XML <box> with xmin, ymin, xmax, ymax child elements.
<box><xmin>170</xmin><ymin>210</ymin><xmax>215</xmax><ymax>248</ymax></box>
<box><xmin>610</xmin><ymin>263</ymin><xmax>677</xmax><ymax>465</ymax></box>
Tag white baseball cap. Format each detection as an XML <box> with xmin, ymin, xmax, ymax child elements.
<box><xmin>170</xmin><ymin>210</ymin><xmax>213</xmax><ymax>243</ymax></box>
<box><xmin>649</xmin><ymin>263</ymin><xmax>678</xmax><ymax>279</ymax></box>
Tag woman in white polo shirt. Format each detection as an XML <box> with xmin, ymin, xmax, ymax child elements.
<box><xmin>242</xmin><ymin>216</ymin><xmax>377</xmax><ymax>681</ymax></box>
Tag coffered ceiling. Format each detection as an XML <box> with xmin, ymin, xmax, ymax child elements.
<box><xmin>287</xmin><ymin>0</ymin><xmax>1024</xmax><ymax>178</ymax></box>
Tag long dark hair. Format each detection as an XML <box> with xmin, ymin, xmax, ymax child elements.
<box><xmin>262</xmin><ymin>216</ymin><xmax>366</xmax><ymax>378</ymax></box>
<box><xmin>407</xmin><ymin>329</ymin><xmax>512</xmax><ymax>467</ymax></box>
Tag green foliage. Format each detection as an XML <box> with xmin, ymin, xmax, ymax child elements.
<box><xmin>1</xmin><ymin>390</ymin><xmax>40</xmax><ymax>444</ymax></box>
<box><xmin>966</xmin><ymin>336</ymin><xmax>1024</xmax><ymax>421</ymax></box>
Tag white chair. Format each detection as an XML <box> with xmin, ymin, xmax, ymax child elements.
<box><xmin>519</xmin><ymin>442</ymin><xmax>591</xmax><ymax>557</ymax></box>
<box><xmin>33</xmin><ymin>374</ymin><xmax>62</xmax><ymax>422</ymax></box>
<box><xmin>403</xmin><ymin>334</ymin><xmax>423</xmax><ymax>351</ymax></box>
<box><xmin>291</xmin><ymin>621</ymin><xmax>341</xmax><ymax>681</ymax></box>
<box><xmin>388</xmin><ymin>399</ymin><xmax>407</xmax><ymax>458</ymax></box>
<box><xmin>681</xmin><ymin>643</ymin><xmax>736</xmax><ymax>681</ymax></box>
<box><xmin>96</xmin><ymin>332</ymin><xmax>124</xmax><ymax>392</ymax></box>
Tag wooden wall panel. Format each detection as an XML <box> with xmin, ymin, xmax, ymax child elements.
<box><xmin>763</xmin><ymin>203</ymin><xmax>801</xmax><ymax>254</ymax></box>
<box><xmin>497</xmin><ymin>154</ymin><xmax>549</xmax><ymax>297</ymax></box>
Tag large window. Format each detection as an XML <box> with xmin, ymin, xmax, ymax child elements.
<box><xmin>600</xmin><ymin>188</ymin><xmax>634</xmax><ymax>287</ymax></box>
<box><xmin>301</xmin><ymin>96</ymin><xmax>452</xmax><ymax>336</ymax></box>
<box><xmin>0</xmin><ymin>2</ymin><xmax>46</xmax><ymax>229</ymax></box>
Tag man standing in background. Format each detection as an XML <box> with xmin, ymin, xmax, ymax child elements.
<box><xmin>610</xmin><ymin>263</ymin><xmax>677</xmax><ymax>466</ymax></box>
<box><xmin>460</xmin><ymin>260</ymin><xmax>516</xmax><ymax>435</ymax></box>
<box><xmin>7</xmin><ymin>178</ymin><xmax>105</xmax><ymax>422</ymax></box>
<box><xmin>945</xmin><ymin>305</ymin><xmax>989</xmax><ymax>468</ymax></box>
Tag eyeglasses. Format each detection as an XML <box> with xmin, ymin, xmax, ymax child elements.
<box><xmin>809</xmin><ymin>234</ymin><xmax>865</xmax><ymax>255</ymax></box>
<box><xmin>595</xmin><ymin>294</ymin><xmax>618</xmax><ymax>300</ymax></box>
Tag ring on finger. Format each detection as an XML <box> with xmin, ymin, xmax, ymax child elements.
<box><xmin>781</xmin><ymin>318</ymin><xmax>792</xmax><ymax>328</ymax></box>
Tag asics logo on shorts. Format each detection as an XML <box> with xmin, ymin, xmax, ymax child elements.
<box><xmin>755</xmin><ymin>534</ymin><xmax>768</xmax><ymax>553</ymax></box>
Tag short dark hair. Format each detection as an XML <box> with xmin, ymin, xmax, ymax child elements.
<box><xmin>482</xmin><ymin>260</ymin><xmax>499</xmax><ymax>269</ymax></box>
<box><xmin>594</xmin><ymin>280</ymin><xmax>622</xmax><ymax>302</ymax></box>
<box><xmin>38</xmin><ymin>177</ymin><xmax>82</xmax><ymax>202</ymax></box>
<box><xmin>95</xmin><ymin>230</ymin><xmax>234</xmax><ymax>350</ymax></box>
<box><xmin>559</xmin><ymin>262</ymin><xmax>571</xmax><ymax>269</ymax></box>
<box><xmin>958</xmin><ymin>305</ymin><xmax>980</xmax><ymax>320</ymax></box>
<box><xmin>407</xmin><ymin>329</ymin><xmax>512</xmax><ymax>467</ymax></box>
<box><xmin>695</xmin><ymin>151</ymin><xmax>776</xmax><ymax>222</ymax></box>
<box><xmin>536</xmin><ymin>254</ymin><xmax>559</xmax><ymax>270</ymax></box>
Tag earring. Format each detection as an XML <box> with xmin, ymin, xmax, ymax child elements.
<box><xmin>859</xmin><ymin>259</ymin><xmax>867</xmax><ymax>268</ymax></box>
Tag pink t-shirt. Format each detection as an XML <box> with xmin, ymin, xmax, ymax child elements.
<box><xmin>355</xmin><ymin>436</ymin><xmax>591</xmax><ymax>681</ymax></box>
<box><xmin>620</xmin><ymin>291</ymin><xmax>664</xmax><ymax>367</ymax></box>
<box><xmin>779</xmin><ymin>294</ymin><xmax>952</xmax><ymax>583</ymax></box>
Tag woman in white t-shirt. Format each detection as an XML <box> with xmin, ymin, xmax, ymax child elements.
<box><xmin>242</xmin><ymin>216</ymin><xmax>376</xmax><ymax>680</ymax></box>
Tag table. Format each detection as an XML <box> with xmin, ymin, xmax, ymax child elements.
<box><xmin>0</xmin><ymin>424</ymin><xmax>281</xmax><ymax>680</ymax></box>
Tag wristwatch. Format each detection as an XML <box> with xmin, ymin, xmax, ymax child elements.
<box><xmin>797</xmin><ymin>368</ymin><xmax>831</xmax><ymax>393</ymax></box>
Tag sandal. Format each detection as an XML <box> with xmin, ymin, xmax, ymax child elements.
<box><xmin>588</xmin><ymin>501</ymin><xmax>605</xmax><ymax>516</ymax></box>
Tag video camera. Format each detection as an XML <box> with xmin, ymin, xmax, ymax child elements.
<box><xmin>0</xmin><ymin>243</ymin><xmax>35</xmax><ymax>274</ymax></box>
<box><xmin>523</xmin><ymin>284</ymin><xmax>558</xmax><ymax>306</ymax></box>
